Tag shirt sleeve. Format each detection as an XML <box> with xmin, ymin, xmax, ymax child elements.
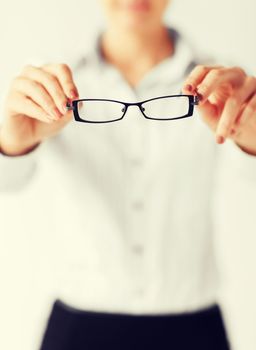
<box><xmin>0</xmin><ymin>140</ymin><xmax>45</xmax><ymax>192</ymax></box>
<box><xmin>189</xmin><ymin>47</ymin><xmax>256</xmax><ymax>348</ymax></box>
<box><xmin>219</xmin><ymin>138</ymin><xmax>256</xmax><ymax>182</ymax></box>
<box><xmin>211</xmin><ymin>138</ymin><xmax>256</xmax><ymax>349</ymax></box>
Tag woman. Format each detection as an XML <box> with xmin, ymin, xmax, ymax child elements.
<box><xmin>1</xmin><ymin>0</ymin><xmax>256</xmax><ymax>349</ymax></box>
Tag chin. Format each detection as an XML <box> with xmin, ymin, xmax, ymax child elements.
<box><xmin>117</xmin><ymin>15</ymin><xmax>153</xmax><ymax>32</ymax></box>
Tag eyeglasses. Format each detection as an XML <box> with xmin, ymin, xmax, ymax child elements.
<box><xmin>66</xmin><ymin>94</ymin><xmax>199</xmax><ymax>124</ymax></box>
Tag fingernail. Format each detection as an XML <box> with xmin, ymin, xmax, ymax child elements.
<box><xmin>185</xmin><ymin>84</ymin><xmax>193</xmax><ymax>92</ymax></box>
<box><xmin>69</xmin><ymin>89</ymin><xmax>78</xmax><ymax>99</ymax></box>
<box><xmin>197</xmin><ymin>93</ymin><xmax>204</xmax><ymax>102</ymax></box>
<box><xmin>216</xmin><ymin>135</ymin><xmax>225</xmax><ymax>144</ymax></box>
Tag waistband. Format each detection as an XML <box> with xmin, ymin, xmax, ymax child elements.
<box><xmin>39</xmin><ymin>298</ymin><xmax>230</xmax><ymax>350</ymax></box>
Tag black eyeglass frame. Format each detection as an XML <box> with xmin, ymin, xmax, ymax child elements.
<box><xmin>66</xmin><ymin>94</ymin><xmax>199</xmax><ymax>124</ymax></box>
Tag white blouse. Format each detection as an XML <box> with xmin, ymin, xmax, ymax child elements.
<box><xmin>1</xmin><ymin>28</ymin><xmax>256</xmax><ymax>323</ymax></box>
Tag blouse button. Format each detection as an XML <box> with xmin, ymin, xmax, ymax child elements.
<box><xmin>130</xmin><ymin>157</ymin><xmax>143</xmax><ymax>166</ymax></box>
<box><xmin>134</xmin><ymin>287</ymin><xmax>145</xmax><ymax>298</ymax></box>
<box><xmin>131</xmin><ymin>243</ymin><xmax>144</xmax><ymax>255</ymax></box>
<box><xmin>131</xmin><ymin>200</ymin><xmax>144</xmax><ymax>211</ymax></box>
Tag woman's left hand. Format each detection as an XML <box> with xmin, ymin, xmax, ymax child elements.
<box><xmin>182</xmin><ymin>65</ymin><xmax>256</xmax><ymax>156</ymax></box>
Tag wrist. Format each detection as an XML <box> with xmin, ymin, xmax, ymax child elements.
<box><xmin>234</xmin><ymin>140</ymin><xmax>256</xmax><ymax>156</ymax></box>
<box><xmin>0</xmin><ymin>123</ymin><xmax>41</xmax><ymax>156</ymax></box>
<box><xmin>0</xmin><ymin>138</ymin><xmax>41</xmax><ymax>156</ymax></box>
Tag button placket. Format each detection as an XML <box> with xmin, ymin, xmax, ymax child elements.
<box><xmin>131</xmin><ymin>242</ymin><xmax>144</xmax><ymax>255</ymax></box>
<box><xmin>117</xmin><ymin>92</ymin><xmax>148</xmax><ymax>302</ymax></box>
<box><xmin>130</xmin><ymin>156</ymin><xmax>143</xmax><ymax>167</ymax></box>
<box><xmin>128</xmin><ymin>149</ymin><xmax>147</xmax><ymax>300</ymax></box>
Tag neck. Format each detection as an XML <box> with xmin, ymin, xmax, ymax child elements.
<box><xmin>100</xmin><ymin>24</ymin><xmax>174</xmax><ymax>69</ymax></box>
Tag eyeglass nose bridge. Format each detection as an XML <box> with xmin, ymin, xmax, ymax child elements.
<box><xmin>121</xmin><ymin>102</ymin><xmax>145</xmax><ymax>116</ymax></box>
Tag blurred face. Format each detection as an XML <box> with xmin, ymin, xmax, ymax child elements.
<box><xmin>101</xmin><ymin>0</ymin><xmax>170</xmax><ymax>32</ymax></box>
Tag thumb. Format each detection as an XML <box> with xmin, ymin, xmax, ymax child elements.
<box><xmin>197</xmin><ymin>100</ymin><xmax>220</xmax><ymax>132</ymax></box>
<box><xmin>196</xmin><ymin>85</ymin><xmax>231</xmax><ymax>130</ymax></box>
<box><xmin>38</xmin><ymin>109</ymin><xmax>73</xmax><ymax>140</ymax></box>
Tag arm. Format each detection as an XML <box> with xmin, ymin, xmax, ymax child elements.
<box><xmin>211</xmin><ymin>138</ymin><xmax>256</xmax><ymax>350</ymax></box>
<box><xmin>182</xmin><ymin>62</ymin><xmax>256</xmax><ymax>349</ymax></box>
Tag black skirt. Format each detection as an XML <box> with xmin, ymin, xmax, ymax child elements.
<box><xmin>39</xmin><ymin>299</ymin><xmax>231</xmax><ymax>350</ymax></box>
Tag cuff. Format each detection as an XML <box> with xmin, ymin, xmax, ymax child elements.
<box><xmin>0</xmin><ymin>141</ymin><xmax>43</xmax><ymax>192</ymax></box>
<box><xmin>220</xmin><ymin>138</ymin><xmax>256</xmax><ymax>182</ymax></box>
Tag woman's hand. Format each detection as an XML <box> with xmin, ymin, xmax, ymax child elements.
<box><xmin>0</xmin><ymin>63</ymin><xmax>79</xmax><ymax>156</ymax></box>
<box><xmin>182</xmin><ymin>65</ymin><xmax>256</xmax><ymax>156</ymax></box>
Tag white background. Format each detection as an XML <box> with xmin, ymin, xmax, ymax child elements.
<box><xmin>0</xmin><ymin>1</ymin><xmax>256</xmax><ymax>350</ymax></box>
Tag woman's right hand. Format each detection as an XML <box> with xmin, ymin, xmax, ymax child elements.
<box><xmin>0</xmin><ymin>63</ymin><xmax>79</xmax><ymax>156</ymax></box>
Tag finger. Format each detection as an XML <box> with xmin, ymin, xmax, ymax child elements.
<box><xmin>226</xmin><ymin>102</ymin><xmax>247</xmax><ymax>138</ymax></box>
<box><xmin>182</xmin><ymin>64</ymin><xmax>223</xmax><ymax>94</ymax></box>
<box><xmin>13</xmin><ymin>77</ymin><xmax>62</xmax><ymax>121</ymax></box>
<box><xmin>236</xmin><ymin>80</ymin><xmax>256</xmax><ymax>127</ymax></box>
<box><xmin>10</xmin><ymin>91</ymin><xmax>55</xmax><ymax>124</ymax></box>
<box><xmin>197</xmin><ymin>67</ymin><xmax>246</xmax><ymax>104</ymax></box>
<box><xmin>215</xmin><ymin>78</ymin><xmax>256</xmax><ymax>142</ymax></box>
<box><xmin>41</xmin><ymin>63</ymin><xmax>79</xmax><ymax>100</ymax></box>
<box><xmin>20</xmin><ymin>64</ymin><xmax>68</xmax><ymax>115</ymax></box>
<box><xmin>197</xmin><ymin>100</ymin><xmax>220</xmax><ymax>131</ymax></box>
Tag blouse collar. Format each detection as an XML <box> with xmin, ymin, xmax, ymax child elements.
<box><xmin>80</xmin><ymin>26</ymin><xmax>201</xmax><ymax>90</ymax></box>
